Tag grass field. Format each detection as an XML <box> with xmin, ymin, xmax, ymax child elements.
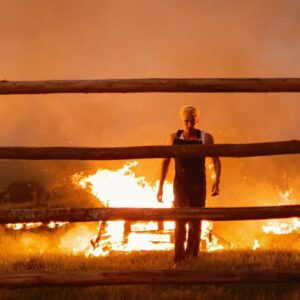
<box><xmin>0</xmin><ymin>228</ymin><xmax>300</xmax><ymax>300</ymax></box>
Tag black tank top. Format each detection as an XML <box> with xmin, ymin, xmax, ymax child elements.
<box><xmin>173</xmin><ymin>129</ymin><xmax>206</xmax><ymax>184</ymax></box>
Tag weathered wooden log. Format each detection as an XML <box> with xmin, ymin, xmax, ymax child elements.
<box><xmin>1</xmin><ymin>205</ymin><xmax>300</xmax><ymax>224</ymax></box>
<box><xmin>0</xmin><ymin>141</ymin><xmax>298</xmax><ymax>160</ymax></box>
<box><xmin>0</xmin><ymin>269</ymin><xmax>300</xmax><ymax>288</ymax></box>
<box><xmin>1</xmin><ymin>78</ymin><xmax>300</xmax><ymax>94</ymax></box>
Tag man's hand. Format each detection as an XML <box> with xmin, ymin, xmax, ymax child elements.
<box><xmin>157</xmin><ymin>188</ymin><xmax>163</xmax><ymax>203</ymax></box>
<box><xmin>211</xmin><ymin>181</ymin><xmax>220</xmax><ymax>196</ymax></box>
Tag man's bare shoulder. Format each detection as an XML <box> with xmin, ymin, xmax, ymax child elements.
<box><xmin>204</xmin><ymin>132</ymin><xmax>215</xmax><ymax>144</ymax></box>
<box><xmin>166</xmin><ymin>132</ymin><xmax>177</xmax><ymax>145</ymax></box>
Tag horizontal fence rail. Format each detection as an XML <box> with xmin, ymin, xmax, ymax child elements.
<box><xmin>1</xmin><ymin>269</ymin><xmax>300</xmax><ymax>288</ymax></box>
<box><xmin>1</xmin><ymin>78</ymin><xmax>300</xmax><ymax>94</ymax></box>
<box><xmin>2</xmin><ymin>205</ymin><xmax>300</xmax><ymax>223</ymax></box>
<box><xmin>0</xmin><ymin>141</ymin><xmax>299</xmax><ymax>160</ymax></box>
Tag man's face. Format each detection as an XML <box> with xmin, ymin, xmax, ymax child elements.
<box><xmin>181</xmin><ymin>112</ymin><xmax>198</xmax><ymax>132</ymax></box>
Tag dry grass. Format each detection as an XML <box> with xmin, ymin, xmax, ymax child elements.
<box><xmin>0</xmin><ymin>230</ymin><xmax>300</xmax><ymax>299</ymax></box>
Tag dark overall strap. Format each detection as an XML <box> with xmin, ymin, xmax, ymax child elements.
<box><xmin>176</xmin><ymin>130</ymin><xmax>183</xmax><ymax>138</ymax></box>
<box><xmin>174</xmin><ymin>129</ymin><xmax>201</xmax><ymax>143</ymax></box>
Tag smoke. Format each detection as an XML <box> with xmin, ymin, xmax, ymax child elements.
<box><xmin>0</xmin><ymin>223</ymin><xmax>97</xmax><ymax>256</ymax></box>
<box><xmin>0</xmin><ymin>0</ymin><xmax>299</xmax><ymax>243</ymax></box>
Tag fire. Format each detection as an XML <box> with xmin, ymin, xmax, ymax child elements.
<box><xmin>253</xmin><ymin>239</ymin><xmax>260</xmax><ymax>250</ymax></box>
<box><xmin>5</xmin><ymin>222</ymin><xmax>68</xmax><ymax>230</ymax></box>
<box><xmin>262</xmin><ymin>217</ymin><xmax>300</xmax><ymax>235</ymax></box>
<box><xmin>74</xmin><ymin>161</ymin><xmax>173</xmax><ymax>208</ymax></box>
<box><xmin>252</xmin><ymin>188</ymin><xmax>299</xmax><ymax>249</ymax></box>
<box><xmin>262</xmin><ymin>188</ymin><xmax>300</xmax><ymax>235</ymax></box>
<box><xmin>73</xmin><ymin>161</ymin><xmax>224</xmax><ymax>256</ymax></box>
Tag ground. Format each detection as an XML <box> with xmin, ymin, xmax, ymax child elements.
<box><xmin>0</xmin><ymin>233</ymin><xmax>300</xmax><ymax>300</ymax></box>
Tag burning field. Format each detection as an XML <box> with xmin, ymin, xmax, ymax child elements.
<box><xmin>0</xmin><ymin>160</ymin><xmax>300</xmax><ymax>299</ymax></box>
<box><xmin>3</xmin><ymin>161</ymin><xmax>300</xmax><ymax>257</ymax></box>
<box><xmin>2</xmin><ymin>161</ymin><xmax>226</xmax><ymax>256</ymax></box>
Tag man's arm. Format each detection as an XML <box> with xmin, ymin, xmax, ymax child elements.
<box><xmin>157</xmin><ymin>134</ymin><xmax>175</xmax><ymax>202</ymax></box>
<box><xmin>205</xmin><ymin>133</ymin><xmax>221</xmax><ymax>196</ymax></box>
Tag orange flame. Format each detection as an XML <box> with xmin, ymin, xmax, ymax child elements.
<box><xmin>73</xmin><ymin>161</ymin><xmax>224</xmax><ymax>256</ymax></box>
<box><xmin>5</xmin><ymin>222</ymin><xmax>68</xmax><ymax>230</ymax></box>
<box><xmin>253</xmin><ymin>239</ymin><xmax>260</xmax><ymax>250</ymax></box>
<box><xmin>262</xmin><ymin>189</ymin><xmax>299</xmax><ymax>235</ymax></box>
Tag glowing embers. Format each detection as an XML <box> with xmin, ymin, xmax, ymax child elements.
<box><xmin>263</xmin><ymin>218</ymin><xmax>300</xmax><ymax>235</ymax></box>
<box><xmin>5</xmin><ymin>221</ymin><xmax>68</xmax><ymax>231</ymax></box>
<box><xmin>86</xmin><ymin>221</ymin><xmax>174</xmax><ymax>257</ymax></box>
<box><xmin>252</xmin><ymin>188</ymin><xmax>300</xmax><ymax>250</ymax></box>
<box><xmin>253</xmin><ymin>239</ymin><xmax>260</xmax><ymax>250</ymax></box>
<box><xmin>84</xmin><ymin>220</ymin><xmax>224</xmax><ymax>257</ymax></box>
<box><xmin>73</xmin><ymin>161</ymin><xmax>225</xmax><ymax>256</ymax></box>
<box><xmin>262</xmin><ymin>189</ymin><xmax>300</xmax><ymax>235</ymax></box>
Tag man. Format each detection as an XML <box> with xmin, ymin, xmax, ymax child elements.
<box><xmin>157</xmin><ymin>105</ymin><xmax>221</xmax><ymax>264</ymax></box>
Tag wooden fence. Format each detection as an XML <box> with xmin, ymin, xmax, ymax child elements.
<box><xmin>1</xmin><ymin>205</ymin><xmax>300</xmax><ymax>223</ymax></box>
<box><xmin>1</xmin><ymin>270</ymin><xmax>300</xmax><ymax>288</ymax></box>
<box><xmin>0</xmin><ymin>78</ymin><xmax>300</xmax><ymax>288</ymax></box>
<box><xmin>0</xmin><ymin>140</ymin><xmax>299</xmax><ymax>160</ymax></box>
<box><xmin>1</xmin><ymin>78</ymin><xmax>300</xmax><ymax>94</ymax></box>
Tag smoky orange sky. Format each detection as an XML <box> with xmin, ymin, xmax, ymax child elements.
<box><xmin>0</xmin><ymin>0</ymin><xmax>299</xmax><ymax>210</ymax></box>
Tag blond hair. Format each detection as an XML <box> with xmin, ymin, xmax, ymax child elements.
<box><xmin>179</xmin><ymin>105</ymin><xmax>199</xmax><ymax>120</ymax></box>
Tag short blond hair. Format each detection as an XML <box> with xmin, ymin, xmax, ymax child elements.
<box><xmin>179</xmin><ymin>105</ymin><xmax>199</xmax><ymax>120</ymax></box>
